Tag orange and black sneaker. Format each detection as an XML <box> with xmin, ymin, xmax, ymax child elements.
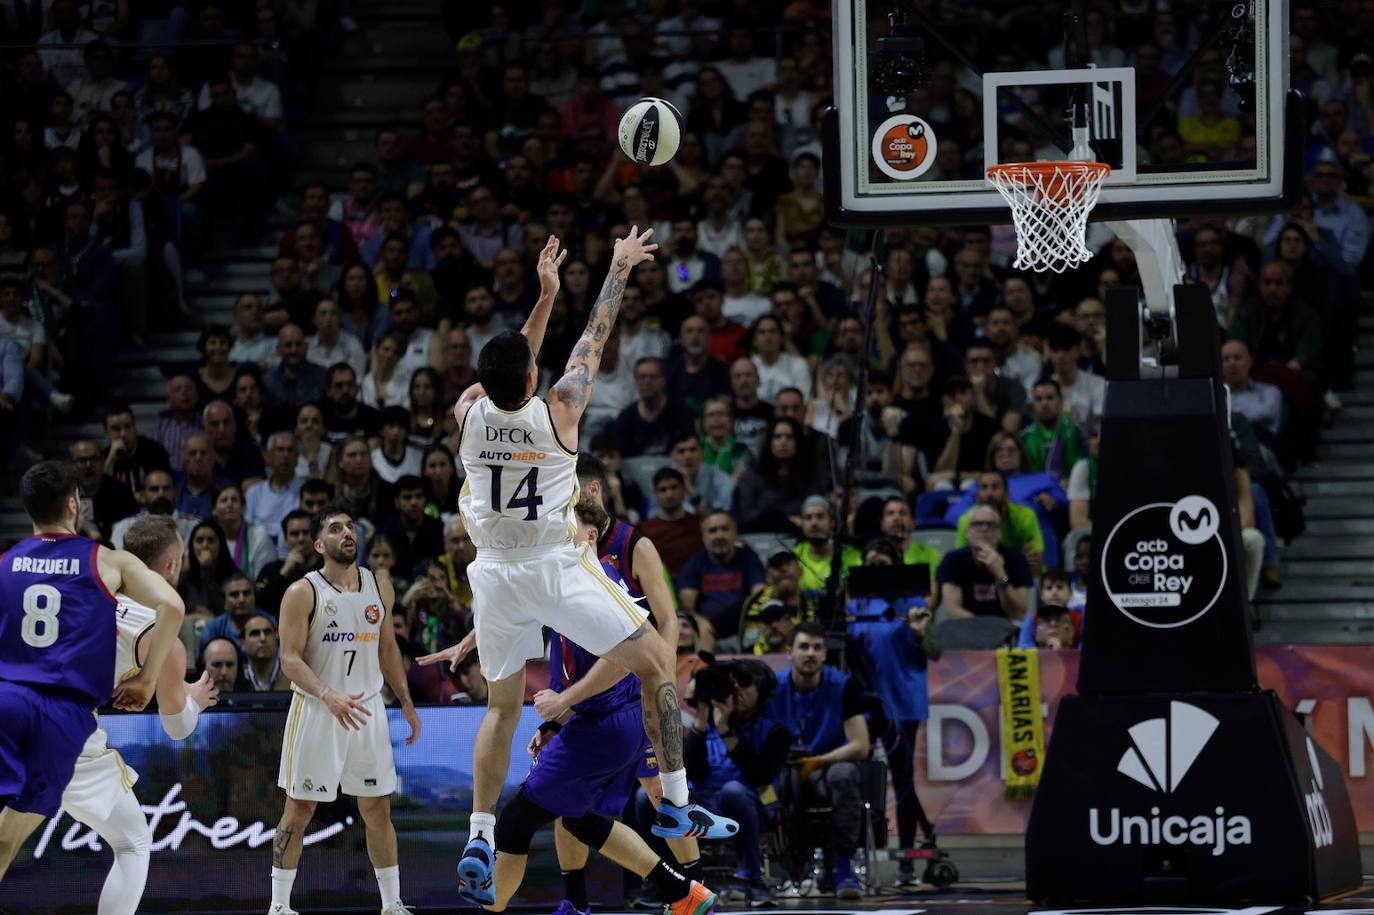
<box><xmin>668</xmin><ymin>881</ymin><xmax>717</xmax><ymax>915</ymax></box>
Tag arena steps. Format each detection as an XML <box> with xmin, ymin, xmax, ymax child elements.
<box><xmin>1256</xmin><ymin>585</ymin><xmax>1374</xmax><ymax>609</ymax></box>
<box><xmin>1280</xmin><ymin>535</ymin><xmax>1374</xmax><ymax>560</ymax></box>
<box><xmin>1254</xmin><ymin>619</ymin><xmax>1374</xmax><ymax>642</ymax></box>
<box><xmin>1255</xmin><ymin>327</ymin><xmax>1374</xmax><ymax>640</ymax></box>
<box><xmin>0</xmin><ymin>21</ymin><xmax>364</xmax><ymax>546</ymax></box>
<box><xmin>1278</xmin><ymin>558</ymin><xmax>1374</xmax><ymax>576</ymax></box>
<box><xmin>1293</xmin><ymin>478</ymin><xmax>1374</xmax><ymax>494</ymax></box>
<box><xmin>1299</xmin><ymin>495</ymin><xmax>1374</xmax><ymax>518</ymax></box>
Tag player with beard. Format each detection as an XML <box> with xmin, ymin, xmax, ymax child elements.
<box><xmin>267</xmin><ymin>506</ymin><xmax>421</xmax><ymax>915</ymax></box>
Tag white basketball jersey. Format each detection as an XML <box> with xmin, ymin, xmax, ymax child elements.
<box><xmin>458</xmin><ymin>396</ymin><xmax>579</xmax><ymax>550</ymax></box>
<box><xmin>80</xmin><ymin>596</ymin><xmax>157</xmax><ymax>758</ymax></box>
<box><xmin>300</xmin><ymin>568</ymin><xmax>385</xmax><ymax>698</ymax></box>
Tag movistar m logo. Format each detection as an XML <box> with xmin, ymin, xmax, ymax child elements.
<box><xmin>1176</xmin><ymin>506</ymin><xmax>1214</xmax><ymax>532</ymax></box>
<box><xmin>1090</xmin><ymin>702</ymin><xmax>1252</xmax><ymax>856</ymax></box>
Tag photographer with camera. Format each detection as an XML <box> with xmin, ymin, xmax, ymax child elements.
<box><xmin>667</xmin><ymin>657</ymin><xmax>791</xmax><ymax>906</ymax></box>
<box><xmin>847</xmin><ymin>539</ymin><xmax>941</xmax><ymax>887</ymax></box>
<box><xmin>770</xmin><ymin>622</ymin><xmax>872</xmax><ymax>899</ymax></box>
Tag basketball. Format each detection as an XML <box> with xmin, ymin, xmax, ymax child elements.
<box><xmin>617</xmin><ymin>97</ymin><xmax>683</xmax><ymax>166</ymax></box>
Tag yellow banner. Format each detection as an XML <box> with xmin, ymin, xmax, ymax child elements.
<box><xmin>996</xmin><ymin>647</ymin><xmax>1046</xmax><ymax>799</ymax></box>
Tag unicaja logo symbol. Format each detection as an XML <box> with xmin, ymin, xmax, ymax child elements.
<box><xmin>1089</xmin><ymin>702</ymin><xmax>1253</xmax><ymax>857</ymax></box>
<box><xmin>1117</xmin><ymin>700</ymin><xmax>1218</xmax><ymax>792</ymax></box>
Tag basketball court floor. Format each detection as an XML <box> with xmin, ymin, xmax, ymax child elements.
<box><xmin>288</xmin><ymin>888</ymin><xmax>1374</xmax><ymax>915</ymax></box>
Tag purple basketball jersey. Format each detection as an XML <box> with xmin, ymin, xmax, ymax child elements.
<box><xmin>0</xmin><ymin>534</ymin><xmax>117</xmax><ymax>708</ymax></box>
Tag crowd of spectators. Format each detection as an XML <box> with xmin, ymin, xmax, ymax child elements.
<box><xmin>2</xmin><ymin>0</ymin><xmax>1372</xmax><ymax>901</ymax></box>
<box><xmin>0</xmin><ymin>0</ymin><xmax>355</xmax><ymax>448</ymax></box>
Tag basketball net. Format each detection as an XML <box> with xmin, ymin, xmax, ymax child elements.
<box><xmin>986</xmin><ymin>159</ymin><xmax>1110</xmax><ymax>274</ymax></box>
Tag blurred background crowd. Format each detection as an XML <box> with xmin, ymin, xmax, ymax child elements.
<box><xmin>0</xmin><ymin>0</ymin><xmax>1369</xmax><ymax>898</ymax></box>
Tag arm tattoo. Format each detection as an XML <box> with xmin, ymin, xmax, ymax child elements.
<box><xmin>652</xmin><ymin>681</ymin><xmax>685</xmax><ymax>771</ymax></box>
<box><xmin>551</xmin><ymin>254</ymin><xmax>633</xmax><ymax>408</ymax></box>
<box><xmin>271</xmin><ymin>824</ymin><xmax>293</xmax><ymax>867</ymax></box>
<box><xmin>551</xmin><ymin>340</ymin><xmax>594</xmax><ymax>410</ymax></box>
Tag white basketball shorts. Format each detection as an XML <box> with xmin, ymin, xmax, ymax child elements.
<box><xmin>277</xmin><ymin>691</ymin><xmax>395</xmax><ymax>802</ymax></box>
<box><xmin>62</xmin><ymin>727</ymin><xmax>138</xmax><ymax>824</ymax></box>
<box><xmin>470</xmin><ymin>540</ymin><xmax>649</xmax><ymax>682</ymax></box>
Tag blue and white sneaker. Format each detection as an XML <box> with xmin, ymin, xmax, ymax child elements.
<box><xmin>651</xmin><ymin>800</ymin><xmax>739</xmax><ymax>839</ymax></box>
<box><xmin>457</xmin><ymin>834</ymin><xmax>496</xmax><ymax>905</ymax></box>
<box><xmin>551</xmin><ymin>900</ymin><xmax>590</xmax><ymax>915</ymax></box>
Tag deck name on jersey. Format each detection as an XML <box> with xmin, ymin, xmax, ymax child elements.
<box><xmin>479</xmin><ymin>450</ymin><xmax>546</xmax><ymax>462</ymax></box>
<box><xmin>10</xmin><ymin>556</ymin><xmax>81</xmax><ymax>575</ymax></box>
<box><xmin>486</xmin><ymin>427</ymin><xmax>535</xmax><ymax>444</ymax></box>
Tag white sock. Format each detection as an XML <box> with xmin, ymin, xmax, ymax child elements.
<box><xmin>660</xmin><ymin>768</ymin><xmax>689</xmax><ymax>807</ymax></box>
<box><xmin>271</xmin><ymin>867</ymin><xmax>297</xmax><ymax>907</ymax></box>
<box><xmin>375</xmin><ymin>865</ymin><xmax>400</xmax><ymax>908</ymax></box>
<box><xmin>469</xmin><ymin>811</ymin><xmax>497</xmax><ymax>844</ymax></box>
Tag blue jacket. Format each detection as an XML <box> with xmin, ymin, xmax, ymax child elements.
<box><xmin>770</xmin><ymin>665</ymin><xmax>850</xmax><ymax>755</ymax></box>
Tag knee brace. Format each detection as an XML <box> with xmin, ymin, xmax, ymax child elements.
<box><xmin>494</xmin><ymin>790</ymin><xmax>558</xmax><ymax>856</ymax></box>
<box><xmin>560</xmin><ymin>812</ymin><xmax>614</xmax><ymax>851</ymax></box>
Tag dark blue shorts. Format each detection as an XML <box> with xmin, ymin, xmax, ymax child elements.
<box><xmin>524</xmin><ymin>702</ymin><xmax>656</xmax><ymax>818</ymax></box>
<box><xmin>0</xmin><ymin>681</ymin><xmax>97</xmax><ymax>817</ymax></box>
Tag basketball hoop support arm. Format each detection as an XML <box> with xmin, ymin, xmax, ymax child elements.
<box><xmin>1103</xmin><ymin>217</ymin><xmax>1183</xmax><ymax>319</ymax></box>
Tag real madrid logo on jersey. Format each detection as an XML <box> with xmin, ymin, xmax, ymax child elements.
<box><xmin>324</xmin><ymin>599</ymin><xmax>337</xmax><ymax>616</ymax></box>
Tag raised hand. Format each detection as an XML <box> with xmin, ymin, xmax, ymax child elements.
<box><xmin>417</xmin><ymin>629</ymin><xmax>477</xmax><ymax>671</ymax></box>
<box><xmin>613</xmin><ymin>225</ymin><xmax>659</xmax><ymax>269</ymax></box>
<box><xmin>188</xmin><ymin>670</ymin><xmax>220</xmax><ymax>709</ymax></box>
<box><xmin>536</xmin><ymin>235</ymin><xmax>568</xmax><ymax>296</ymax></box>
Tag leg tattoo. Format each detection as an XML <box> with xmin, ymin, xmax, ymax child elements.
<box><xmin>654</xmin><ymin>682</ymin><xmax>684</xmax><ymax>771</ymax></box>
<box><xmin>271</xmin><ymin>824</ymin><xmax>294</xmax><ymax>868</ymax></box>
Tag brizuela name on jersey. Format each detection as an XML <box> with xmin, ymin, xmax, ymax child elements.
<box><xmin>10</xmin><ymin>555</ymin><xmax>82</xmax><ymax>574</ymax></box>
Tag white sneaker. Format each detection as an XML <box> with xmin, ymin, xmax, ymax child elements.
<box><xmin>49</xmin><ymin>391</ymin><xmax>74</xmax><ymax>414</ymax></box>
<box><xmin>380</xmin><ymin>903</ymin><xmax>414</xmax><ymax>915</ymax></box>
<box><xmin>266</xmin><ymin>905</ymin><xmax>298</xmax><ymax>915</ymax></box>
<box><xmin>1324</xmin><ymin>389</ymin><xmax>1343</xmax><ymax>411</ymax></box>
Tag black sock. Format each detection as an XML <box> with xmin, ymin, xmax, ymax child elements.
<box><xmin>646</xmin><ymin>859</ymin><xmax>692</xmax><ymax>901</ymax></box>
<box><xmin>562</xmin><ymin>867</ymin><xmax>588</xmax><ymax>910</ymax></box>
<box><xmin>679</xmin><ymin>859</ymin><xmax>701</xmax><ymax>884</ymax></box>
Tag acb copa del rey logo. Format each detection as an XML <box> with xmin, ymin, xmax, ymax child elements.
<box><xmin>1099</xmin><ymin>494</ymin><xmax>1228</xmax><ymax>629</ymax></box>
<box><xmin>871</xmin><ymin>114</ymin><xmax>937</xmax><ymax>181</ymax></box>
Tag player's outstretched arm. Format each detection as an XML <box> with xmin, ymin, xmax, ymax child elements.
<box><xmin>546</xmin><ymin>226</ymin><xmax>657</xmax><ymax>443</ymax></box>
<box><xmin>376</xmin><ymin>572</ymin><xmax>421</xmax><ymax>744</ymax></box>
<box><xmin>279</xmin><ymin>578</ymin><xmax>371</xmax><ymax>730</ymax></box>
<box><xmin>520</xmin><ymin>235</ymin><xmax>567</xmax><ymax>360</ymax></box>
<box><xmin>106</xmin><ymin>547</ymin><xmax>185</xmax><ymax>711</ymax></box>
<box><xmin>150</xmin><ymin>639</ymin><xmax>218</xmax><ymax>739</ymax></box>
<box><xmin>417</xmin><ymin>628</ymin><xmax>475</xmax><ymax>671</ymax></box>
<box><xmin>534</xmin><ymin>656</ymin><xmax>631</xmax><ymax>720</ymax></box>
<box><xmin>633</xmin><ymin>536</ymin><xmax>680</xmax><ymax>650</ymax></box>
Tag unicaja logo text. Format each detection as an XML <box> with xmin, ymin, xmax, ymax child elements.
<box><xmin>1089</xmin><ymin>702</ymin><xmax>1253</xmax><ymax>857</ymax></box>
